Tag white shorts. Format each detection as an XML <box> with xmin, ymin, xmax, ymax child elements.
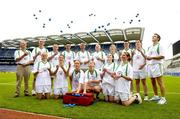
<box><xmin>102</xmin><ymin>83</ymin><xmax>115</xmax><ymax>96</ymax></box>
<box><xmin>147</xmin><ymin>63</ymin><xmax>164</xmax><ymax>78</ymax></box>
<box><xmin>114</xmin><ymin>92</ymin><xmax>129</xmax><ymax>101</ymax></box>
<box><xmin>36</xmin><ymin>85</ymin><xmax>51</xmax><ymax>93</ymax></box>
<box><xmin>133</xmin><ymin>70</ymin><xmax>146</xmax><ymax>79</ymax></box>
<box><xmin>54</xmin><ymin>87</ymin><xmax>68</xmax><ymax>95</ymax></box>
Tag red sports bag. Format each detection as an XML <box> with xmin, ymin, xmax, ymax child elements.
<box><xmin>63</xmin><ymin>92</ymin><xmax>94</xmax><ymax>106</ymax></box>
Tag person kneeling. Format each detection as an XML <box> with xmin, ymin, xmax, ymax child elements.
<box><xmin>83</xmin><ymin>61</ymin><xmax>102</xmax><ymax>100</ymax></box>
<box><xmin>113</xmin><ymin>52</ymin><xmax>142</xmax><ymax>106</ymax></box>
<box><xmin>33</xmin><ymin>52</ymin><xmax>52</xmax><ymax>100</ymax></box>
<box><xmin>52</xmin><ymin>54</ymin><xmax>70</xmax><ymax>99</ymax></box>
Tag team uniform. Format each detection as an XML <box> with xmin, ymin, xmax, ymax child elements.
<box><xmin>75</xmin><ymin>51</ymin><xmax>91</xmax><ymax>71</ymax></box>
<box><xmin>70</xmin><ymin>70</ymin><xmax>85</xmax><ymax>91</ymax></box>
<box><xmin>53</xmin><ymin>64</ymin><xmax>68</xmax><ymax>95</ymax></box>
<box><xmin>62</xmin><ymin>50</ymin><xmax>76</xmax><ymax>69</ymax></box>
<box><xmin>132</xmin><ymin>49</ymin><xmax>146</xmax><ymax>79</ymax></box>
<box><xmin>48</xmin><ymin>51</ymin><xmax>61</xmax><ymax>68</ymax></box>
<box><xmin>92</xmin><ymin>51</ymin><xmax>106</xmax><ymax>71</ymax></box>
<box><xmin>146</xmin><ymin>43</ymin><xmax>164</xmax><ymax>78</ymax></box>
<box><xmin>109</xmin><ymin>53</ymin><xmax>119</xmax><ymax>64</ymax></box>
<box><xmin>101</xmin><ymin>62</ymin><xmax>116</xmax><ymax>96</ymax></box>
<box><xmin>84</xmin><ymin>69</ymin><xmax>101</xmax><ymax>87</ymax></box>
<box><xmin>114</xmin><ymin>62</ymin><xmax>133</xmax><ymax>101</ymax></box>
<box><xmin>32</xmin><ymin>47</ymin><xmax>49</xmax><ymax>65</ymax></box>
<box><xmin>33</xmin><ymin>61</ymin><xmax>52</xmax><ymax>93</ymax></box>
<box><xmin>14</xmin><ymin>49</ymin><xmax>33</xmax><ymax>95</ymax></box>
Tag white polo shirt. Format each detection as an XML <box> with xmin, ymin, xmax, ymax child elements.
<box><xmin>33</xmin><ymin>61</ymin><xmax>51</xmax><ymax>86</ymax></box>
<box><xmin>101</xmin><ymin>62</ymin><xmax>116</xmax><ymax>85</ymax></box>
<box><xmin>70</xmin><ymin>69</ymin><xmax>85</xmax><ymax>91</ymax></box>
<box><xmin>146</xmin><ymin>43</ymin><xmax>164</xmax><ymax>65</ymax></box>
<box><xmin>84</xmin><ymin>69</ymin><xmax>101</xmax><ymax>86</ymax></box>
<box><xmin>14</xmin><ymin>49</ymin><xmax>33</xmax><ymax>64</ymax></box>
<box><xmin>54</xmin><ymin>64</ymin><xmax>68</xmax><ymax>89</ymax></box>
<box><xmin>75</xmin><ymin>51</ymin><xmax>91</xmax><ymax>70</ymax></box>
<box><xmin>115</xmin><ymin>62</ymin><xmax>133</xmax><ymax>94</ymax></box>
<box><xmin>92</xmin><ymin>51</ymin><xmax>106</xmax><ymax>70</ymax></box>
<box><xmin>48</xmin><ymin>51</ymin><xmax>61</xmax><ymax>68</ymax></box>
<box><xmin>132</xmin><ymin>49</ymin><xmax>146</xmax><ymax>71</ymax></box>
<box><xmin>62</xmin><ymin>50</ymin><xmax>75</xmax><ymax>66</ymax></box>
<box><xmin>32</xmin><ymin>47</ymin><xmax>49</xmax><ymax>65</ymax></box>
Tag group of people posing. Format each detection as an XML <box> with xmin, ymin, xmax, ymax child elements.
<box><xmin>14</xmin><ymin>33</ymin><xmax>167</xmax><ymax>106</ymax></box>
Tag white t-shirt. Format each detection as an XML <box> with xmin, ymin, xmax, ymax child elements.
<box><xmin>92</xmin><ymin>51</ymin><xmax>106</xmax><ymax>70</ymax></box>
<box><xmin>146</xmin><ymin>43</ymin><xmax>164</xmax><ymax>64</ymax></box>
<box><xmin>14</xmin><ymin>49</ymin><xmax>33</xmax><ymax>64</ymax></box>
<box><xmin>132</xmin><ymin>49</ymin><xmax>146</xmax><ymax>71</ymax></box>
<box><xmin>75</xmin><ymin>51</ymin><xmax>91</xmax><ymax>69</ymax></box>
<box><xmin>84</xmin><ymin>69</ymin><xmax>101</xmax><ymax>86</ymax></box>
<box><xmin>70</xmin><ymin>69</ymin><xmax>85</xmax><ymax>91</ymax></box>
<box><xmin>115</xmin><ymin>62</ymin><xmax>133</xmax><ymax>94</ymax></box>
<box><xmin>32</xmin><ymin>47</ymin><xmax>49</xmax><ymax>65</ymax></box>
<box><xmin>101</xmin><ymin>62</ymin><xmax>116</xmax><ymax>85</ymax></box>
<box><xmin>48</xmin><ymin>51</ymin><xmax>61</xmax><ymax>68</ymax></box>
<box><xmin>34</xmin><ymin>61</ymin><xmax>51</xmax><ymax>86</ymax></box>
<box><xmin>62</xmin><ymin>50</ymin><xmax>76</xmax><ymax>65</ymax></box>
<box><xmin>108</xmin><ymin>52</ymin><xmax>119</xmax><ymax>64</ymax></box>
<box><xmin>53</xmin><ymin>64</ymin><xmax>68</xmax><ymax>89</ymax></box>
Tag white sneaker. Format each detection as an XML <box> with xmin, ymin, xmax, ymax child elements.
<box><xmin>157</xmin><ymin>97</ymin><xmax>167</xmax><ymax>105</ymax></box>
<box><xmin>149</xmin><ymin>96</ymin><xmax>160</xmax><ymax>101</ymax></box>
<box><xmin>144</xmin><ymin>96</ymin><xmax>149</xmax><ymax>101</ymax></box>
<box><xmin>31</xmin><ymin>89</ymin><xmax>36</xmax><ymax>96</ymax></box>
<box><xmin>136</xmin><ymin>93</ymin><xmax>142</xmax><ymax>104</ymax></box>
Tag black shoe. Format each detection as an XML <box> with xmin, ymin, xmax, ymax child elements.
<box><xmin>24</xmin><ymin>94</ymin><xmax>30</xmax><ymax>96</ymax></box>
<box><xmin>14</xmin><ymin>94</ymin><xmax>19</xmax><ymax>98</ymax></box>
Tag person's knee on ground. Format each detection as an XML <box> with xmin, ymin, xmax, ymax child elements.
<box><xmin>37</xmin><ymin>93</ymin><xmax>43</xmax><ymax>99</ymax></box>
<box><xmin>45</xmin><ymin>93</ymin><xmax>50</xmax><ymax>99</ymax></box>
<box><xmin>109</xmin><ymin>96</ymin><xmax>114</xmax><ymax>102</ymax></box>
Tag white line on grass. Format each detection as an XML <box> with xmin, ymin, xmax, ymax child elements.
<box><xmin>0</xmin><ymin>108</ymin><xmax>69</xmax><ymax>119</ymax></box>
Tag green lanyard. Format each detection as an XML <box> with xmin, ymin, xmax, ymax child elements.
<box><xmin>87</xmin><ymin>69</ymin><xmax>97</xmax><ymax>79</ymax></box>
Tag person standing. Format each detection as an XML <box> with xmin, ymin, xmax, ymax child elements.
<box><xmin>132</xmin><ymin>40</ymin><xmax>148</xmax><ymax>101</ymax></box>
<box><xmin>75</xmin><ymin>43</ymin><xmax>91</xmax><ymax>72</ymax></box>
<box><xmin>48</xmin><ymin>44</ymin><xmax>60</xmax><ymax>68</ymax></box>
<box><xmin>91</xmin><ymin>44</ymin><xmax>106</xmax><ymax>71</ymax></box>
<box><xmin>14</xmin><ymin>40</ymin><xmax>33</xmax><ymax>97</ymax></box>
<box><xmin>147</xmin><ymin>33</ymin><xmax>166</xmax><ymax>104</ymax></box>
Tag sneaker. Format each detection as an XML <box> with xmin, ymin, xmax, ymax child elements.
<box><xmin>31</xmin><ymin>90</ymin><xmax>36</xmax><ymax>96</ymax></box>
<box><xmin>144</xmin><ymin>96</ymin><xmax>149</xmax><ymax>101</ymax></box>
<box><xmin>135</xmin><ymin>93</ymin><xmax>142</xmax><ymax>104</ymax></box>
<box><xmin>149</xmin><ymin>96</ymin><xmax>160</xmax><ymax>101</ymax></box>
<box><xmin>157</xmin><ymin>97</ymin><xmax>167</xmax><ymax>105</ymax></box>
<box><xmin>14</xmin><ymin>93</ymin><xmax>19</xmax><ymax>98</ymax></box>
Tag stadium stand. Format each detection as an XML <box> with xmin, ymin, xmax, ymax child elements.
<box><xmin>165</xmin><ymin>40</ymin><xmax>180</xmax><ymax>76</ymax></box>
<box><xmin>0</xmin><ymin>27</ymin><xmax>144</xmax><ymax>71</ymax></box>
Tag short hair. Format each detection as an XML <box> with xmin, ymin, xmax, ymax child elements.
<box><xmin>136</xmin><ymin>39</ymin><xmax>142</xmax><ymax>43</ymax></box>
<box><xmin>124</xmin><ymin>40</ymin><xmax>129</xmax><ymax>43</ymax></box>
<box><xmin>154</xmin><ymin>33</ymin><xmax>161</xmax><ymax>41</ymax></box>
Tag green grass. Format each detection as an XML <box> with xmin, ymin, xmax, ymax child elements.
<box><xmin>0</xmin><ymin>72</ymin><xmax>180</xmax><ymax>119</ymax></box>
